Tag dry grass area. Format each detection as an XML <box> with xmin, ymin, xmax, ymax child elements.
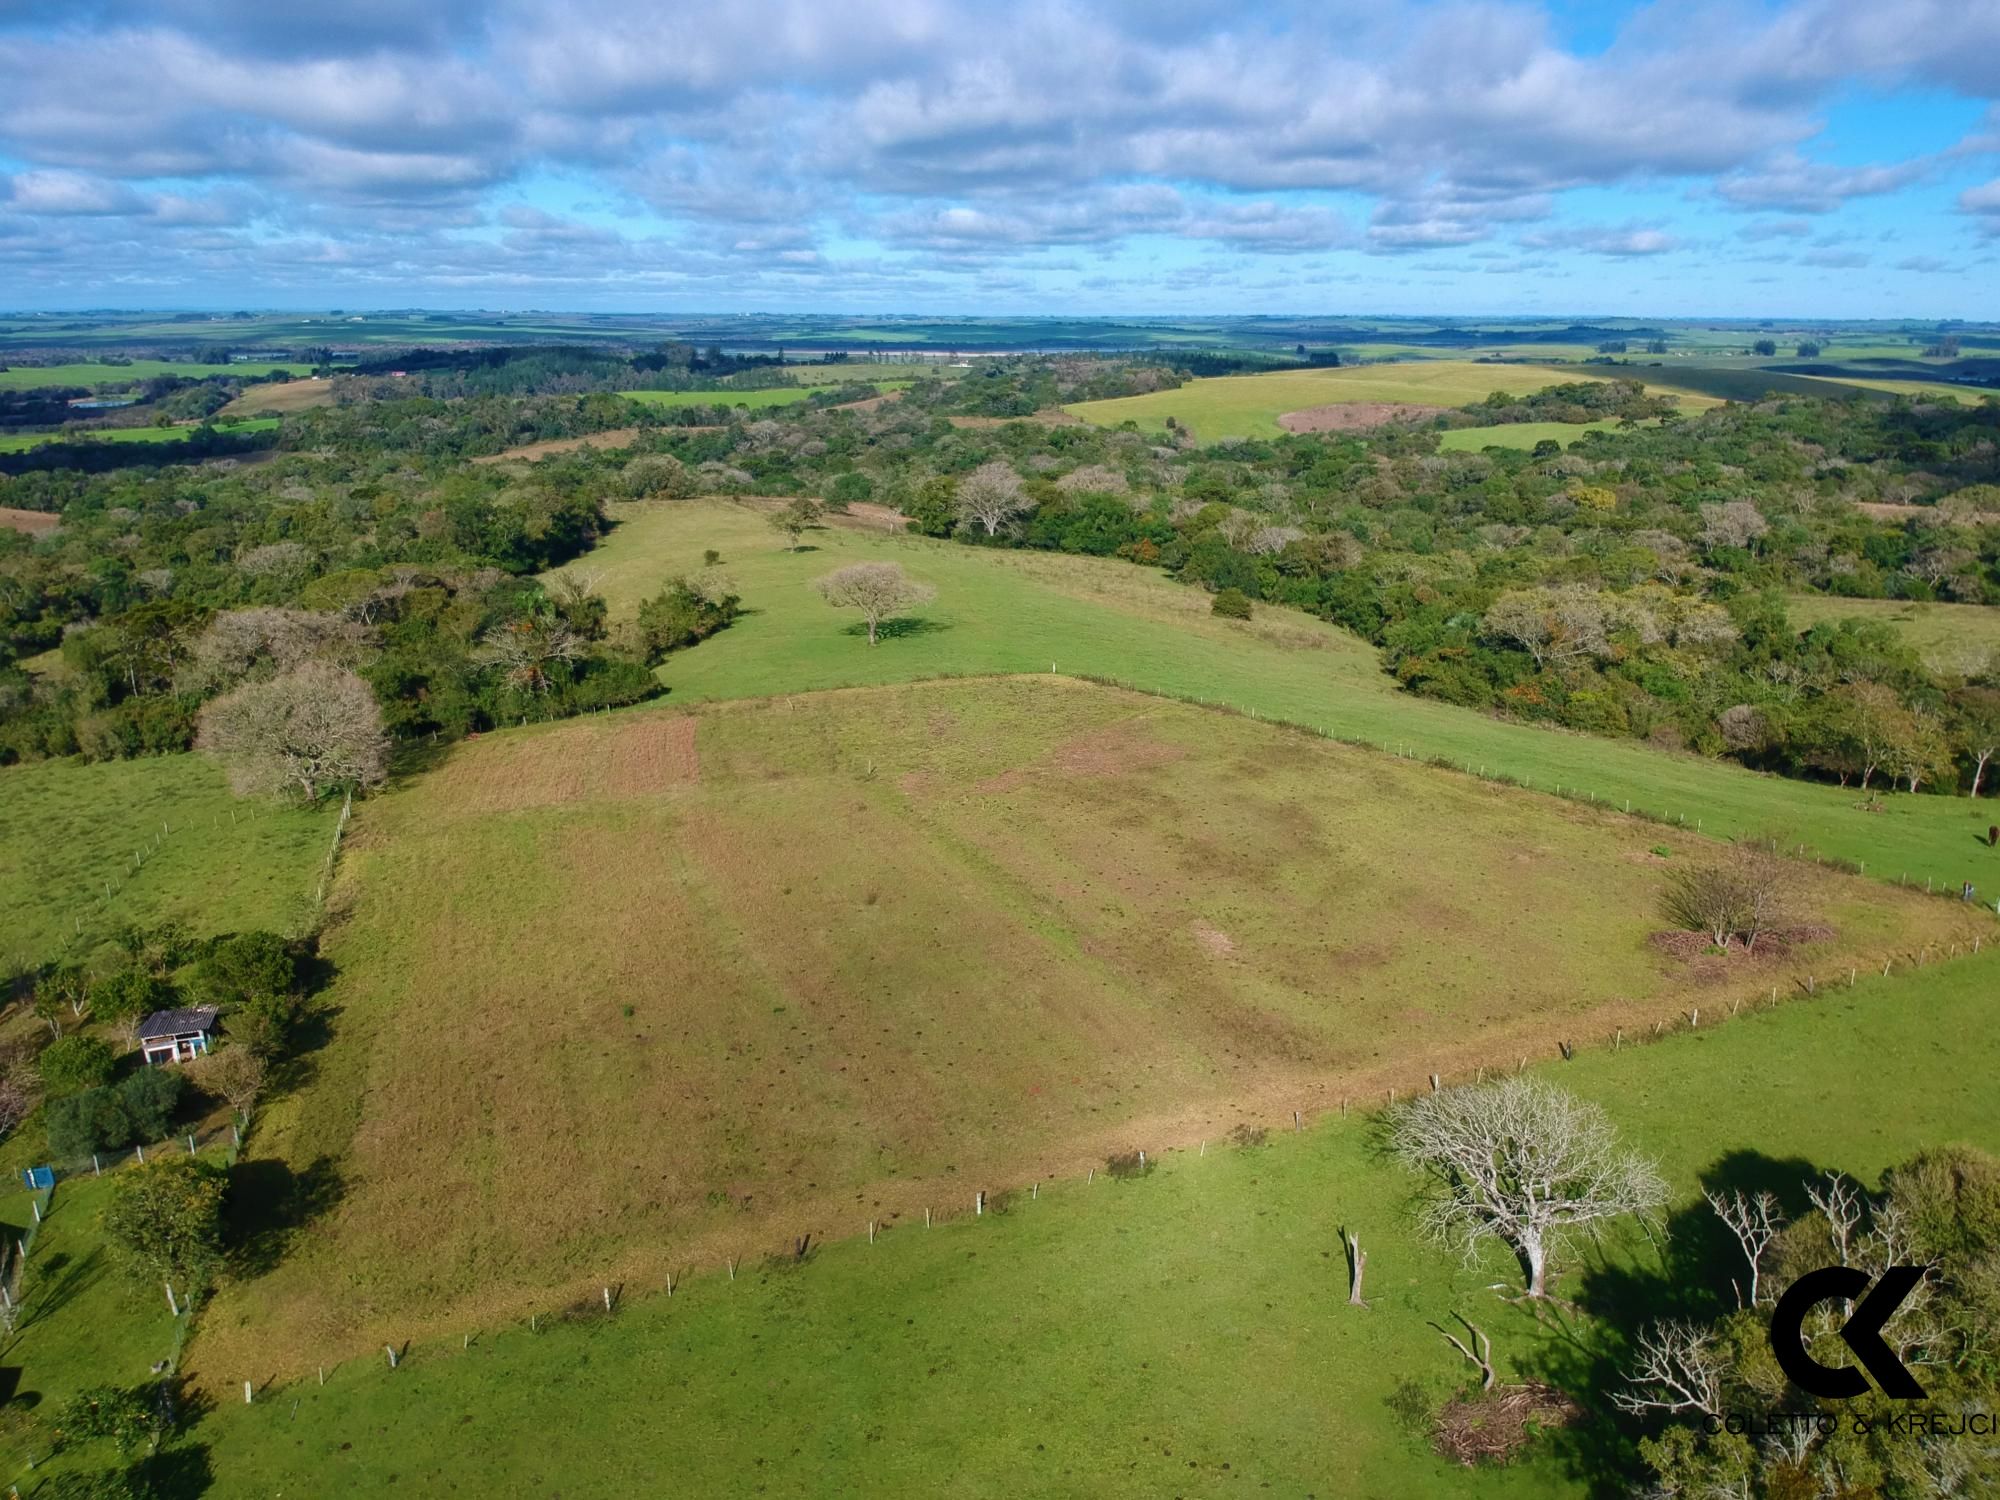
<box><xmin>1278</xmin><ymin>401</ymin><xmax>1445</xmax><ymax>433</ymax></box>
<box><xmin>471</xmin><ymin>427</ymin><xmax>646</xmax><ymax>464</ymax></box>
<box><xmin>191</xmin><ymin>677</ymin><xmax>1979</xmax><ymax>1384</ymax></box>
<box><xmin>0</xmin><ymin>506</ymin><xmax>59</xmax><ymax>536</ymax></box>
<box><xmin>217</xmin><ymin>377</ymin><xmax>336</xmax><ymax>419</ymax></box>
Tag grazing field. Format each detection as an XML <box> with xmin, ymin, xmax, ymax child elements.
<box><xmin>1062</xmin><ymin>362</ymin><xmax>1720</xmax><ymax>441</ymax></box>
<box><xmin>0</xmin><ymin>417</ymin><xmax>279</xmax><ymax>453</ymax></box>
<box><xmin>190</xmin><ymin>673</ymin><xmax>1972</xmax><ymax>1387</ymax></box>
<box><xmin>0</xmin><ymin>360</ymin><xmax>319</xmax><ymax>391</ymax></box>
<box><xmin>1794</xmin><ymin>373</ymin><xmax>1990</xmax><ymax>403</ymax></box>
<box><xmin>569</xmin><ymin>500</ymin><xmax>1998</xmax><ymax>891</ymax></box>
<box><xmin>625</xmin><ymin>380</ymin><xmax>912</xmax><ymax>414</ymax></box>
<box><xmin>216</xmin><ymin>376</ymin><xmax>336</xmax><ymax>418</ymax></box>
<box><xmin>0</xmin><ymin>753</ymin><xmax>331</xmax><ymax>974</ymax></box>
<box><xmin>0</xmin><ymin>505</ymin><xmax>61</xmax><ymax>536</ymax></box>
<box><xmin>183</xmin><ymin>950</ymin><xmax>2000</xmax><ymax>1498</ymax></box>
<box><xmin>1785</xmin><ymin>593</ymin><xmax>2000</xmax><ymax>668</ymax></box>
<box><xmin>1437</xmin><ymin>419</ymin><xmax>1623</xmax><ymax>451</ymax></box>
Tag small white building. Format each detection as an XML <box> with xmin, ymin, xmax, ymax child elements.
<box><xmin>138</xmin><ymin>1008</ymin><xmax>219</xmax><ymax>1066</ymax></box>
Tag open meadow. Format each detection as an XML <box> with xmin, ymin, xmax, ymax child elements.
<box><xmin>176</xmin><ymin>949</ymin><xmax>2000</xmax><ymax>1498</ymax></box>
<box><xmin>190</xmin><ymin>670</ymin><xmax>1977</xmax><ymax>1387</ymax></box>
<box><xmin>1785</xmin><ymin>593</ymin><xmax>2000</xmax><ymax>669</ymax></box>
<box><xmin>0</xmin><ymin>418</ymin><xmax>278</xmax><ymax>454</ymax></box>
<box><xmin>0</xmin><ymin>361</ymin><xmax>320</xmax><ymax>391</ymax></box>
<box><xmin>568</xmin><ymin>500</ymin><xmax>2000</xmax><ymax>892</ymax></box>
<box><xmin>1061</xmin><ymin>361</ymin><xmax>1723</xmax><ymax>441</ymax></box>
<box><xmin>0</xmin><ymin>753</ymin><xmax>331</xmax><ymax>975</ymax></box>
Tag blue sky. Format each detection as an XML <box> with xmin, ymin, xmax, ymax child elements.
<box><xmin>1</xmin><ymin>0</ymin><xmax>1997</xmax><ymax>316</ymax></box>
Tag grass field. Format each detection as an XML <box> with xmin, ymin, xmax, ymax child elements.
<box><xmin>0</xmin><ymin>361</ymin><xmax>319</xmax><ymax>391</ymax></box>
<box><xmin>216</xmin><ymin>377</ymin><xmax>336</xmax><ymax>418</ymax></box>
<box><xmin>1794</xmin><ymin>374</ymin><xmax>1991</xmax><ymax>403</ymax></box>
<box><xmin>0</xmin><ymin>753</ymin><xmax>332</xmax><ymax>974</ymax></box>
<box><xmin>1786</xmin><ymin>593</ymin><xmax>2000</xmax><ymax>669</ymax></box>
<box><xmin>1062</xmin><ymin>362</ymin><xmax>1721</xmax><ymax>441</ymax></box>
<box><xmin>0</xmin><ymin>418</ymin><xmax>279</xmax><ymax>454</ymax></box>
<box><xmin>190</xmin><ymin>669</ymin><xmax>1973</xmax><ymax>1386</ymax></box>
<box><xmin>626</xmin><ymin>381</ymin><xmax>912</xmax><ymax>414</ymax></box>
<box><xmin>1438</xmin><ymin>419</ymin><xmax>1623</xmax><ymax>451</ymax></box>
<box><xmin>177</xmin><ymin>948</ymin><xmax>2000</xmax><ymax>1497</ymax></box>
<box><xmin>566</xmin><ymin>500</ymin><xmax>2000</xmax><ymax>891</ymax></box>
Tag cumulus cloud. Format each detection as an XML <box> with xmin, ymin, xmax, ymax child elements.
<box><xmin>0</xmin><ymin>0</ymin><xmax>1992</xmax><ymax>300</ymax></box>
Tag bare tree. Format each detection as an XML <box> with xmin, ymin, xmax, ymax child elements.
<box><xmin>1660</xmin><ymin>843</ymin><xmax>1793</xmax><ymax>951</ymax></box>
<box><xmin>476</xmin><ymin>614</ymin><xmax>584</xmax><ymax>694</ymax></box>
<box><xmin>954</xmin><ymin>461</ymin><xmax>1031</xmax><ymax>536</ymax></box>
<box><xmin>1953</xmin><ymin>687</ymin><xmax>2000</xmax><ymax>798</ymax></box>
<box><xmin>1390</xmin><ymin>1077</ymin><xmax>1666</xmax><ymax>1300</ymax></box>
<box><xmin>1612</xmin><ymin>1321</ymin><xmax>1726</xmax><ymax>1418</ymax></box>
<box><xmin>1480</xmin><ymin>587</ymin><xmax>1614</xmax><ymax>669</ymax></box>
<box><xmin>194</xmin><ymin>1047</ymin><xmax>267</xmax><ymax>1123</ymax></box>
<box><xmin>195</xmin><ymin>661</ymin><xmax>390</xmax><ymax>802</ymax></box>
<box><xmin>1706</xmin><ymin>1188</ymin><xmax>1784</xmax><ymax>1307</ymax></box>
<box><xmin>814</xmin><ymin>563</ymin><xmax>937</xmax><ymax>645</ymax></box>
<box><xmin>1697</xmin><ymin>500</ymin><xmax>1769</xmax><ymax>554</ymax></box>
<box><xmin>181</xmin><ymin>607</ymin><xmax>371</xmax><ymax>694</ymax></box>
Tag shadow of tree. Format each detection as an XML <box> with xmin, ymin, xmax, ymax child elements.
<box><xmin>1515</xmin><ymin>1149</ymin><xmax>1824</xmax><ymax>1498</ymax></box>
<box><xmin>841</xmin><ymin>616</ymin><xmax>950</xmax><ymax>641</ymax></box>
<box><xmin>225</xmin><ymin>1156</ymin><xmax>346</xmax><ymax>1279</ymax></box>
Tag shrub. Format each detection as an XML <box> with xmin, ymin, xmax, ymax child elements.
<box><xmin>1105</xmin><ymin>1149</ymin><xmax>1154</xmax><ymax>1180</ymax></box>
<box><xmin>192</xmin><ymin>931</ymin><xmax>295</xmax><ymax>1006</ymax></box>
<box><xmin>46</xmin><ymin>1087</ymin><xmax>133</xmax><ymax>1158</ymax></box>
<box><xmin>39</xmin><ymin>1035</ymin><xmax>115</xmax><ymax>1097</ymax></box>
<box><xmin>1211</xmin><ymin>588</ymin><xmax>1253</xmax><ymax>620</ymax></box>
<box><xmin>117</xmin><ymin>1067</ymin><xmax>183</xmax><ymax>1141</ymax></box>
<box><xmin>88</xmin><ymin>969</ymin><xmax>173</xmax><ymax>1033</ymax></box>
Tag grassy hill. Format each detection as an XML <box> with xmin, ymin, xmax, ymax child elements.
<box><xmin>1061</xmin><ymin>362</ymin><xmax>1722</xmax><ymax>441</ymax></box>
<box><xmin>191</xmin><ymin>669</ymin><xmax>1974</xmax><ymax>1376</ymax></box>
<box><xmin>571</xmin><ymin>501</ymin><xmax>1999</xmax><ymax>892</ymax></box>
<box><xmin>179</xmin><ymin>950</ymin><xmax>2000</xmax><ymax>1497</ymax></box>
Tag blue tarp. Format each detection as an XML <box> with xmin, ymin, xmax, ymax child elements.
<box><xmin>22</xmin><ymin>1167</ymin><xmax>53</xmax><ymax>1190</ymax></box>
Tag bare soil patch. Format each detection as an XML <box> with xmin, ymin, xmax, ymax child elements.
<box><xmin>832</xmin><ymin>389</ymin><xmax>905</xmax><ymax>412</ymax></box>
<box><xmin>0</xmin><ymin>506</ymin><xmax>59</xmax><ymax>537</ymax></box>
<box><xmin>474</xmin><ymin>427</ymin><xmax>645</xmax><ymax>464</ymax></box>
<box><xmin>1277</xmin><ymin>401</ymin><xmax>1447</xmax><ymax>434</ymax></box>
<box><xmin>832</xmin><ymin>502</ymin><xmax>912</xmax><ymax>532</ymax></box>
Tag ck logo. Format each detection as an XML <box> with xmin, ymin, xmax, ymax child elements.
<box><xmin>1770</xmin><ymin>1266</ymin><xmax>1928</xmax><ymax>1399</ymax></box>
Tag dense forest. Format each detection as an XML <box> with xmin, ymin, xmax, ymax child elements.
<box><xmin>2</xmin><ymin>357</ymin><xmax>1996</xmax><ymax>798</ymax></box>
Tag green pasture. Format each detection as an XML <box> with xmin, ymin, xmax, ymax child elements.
<box><xmin>625</xmin><ymin>381</ymin><xmax>908</xmax><ymax>414</ymax></box>
<box><xmin>1785</xmin><ymin>594</ymin><xmax>2000</xmax><ymax>666</ymax></box>
<box><xmin>0</xmin><ymin>419</ymin><xmax>279</xmax><ymax>454</ymax></box>
<box><xmin>1438</xmin><ymin>419</ymin><xmax>1624</xmax><ymax>451</ymax></box>
<box><xmin>572</xmin><ymin>500</ymin><xmax>2000</xmax><ymax>892</ymax></box>
<box><xmin>0</xmin><ymin>362</ymin><xmax>319</xmax><ymax>392</ymax></box>
<box><xmin>0</xmin><ymin>753</ymin><xmax>331</xmax><ymax>974</ymax></box>
<box><xmin>174</xmin><ymin>950</ymin><xmax>2000</xmax><ymax>1498</ymax></box>
<box><xmin>1062</xmin><ymin>361</ymin><xmax>1721</xmax><ymax>442</ymax></box>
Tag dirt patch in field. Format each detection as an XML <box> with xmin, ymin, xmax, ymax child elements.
<box><xmin>1192</xmin><ymin>920</ymin><xmax>1236</xmax><ymax>957</ymax></box>
<box><xmin>474</xmin><ymin>428</ymin><xmax>645</xmax><ymax>464</ymax></box>
<box><xmin>0</xmin><ymin>506</ymin><xmax>59</xmax><ymax>537</ymax></box>
<box><xmin>1277</xmin><ymin>402</ymin><xmax>1448</xmax><ymax>434</ymax></box>
<box><xmin>1649</xmin><ymin>924</ymin><xmax>1839</xmax><ymax>982</ymax></box>
<box><xmin>832</xmin><ymin>389</ymin><xmax>905</xmax><ymax>412</ymax></box>
<box><xmin>977</xmin><ymin>716</ymin><xmax>1186</xmax><ymax>792</ymax></box>
<box><xmin>831</xmin><ymin>502</ymin><xmax>912</xmax><ymax>532</ymax></box>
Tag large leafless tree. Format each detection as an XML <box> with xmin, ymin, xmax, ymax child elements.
<box><xmin>1390</xmin><ymin>1077</ymin><xmax>1666</xmax><ymax>1299</ymax></box>
<box><xmin>195</xmin><ymin>661</ymin><xmax>389</xmax><ymax>802</ymax></box>
<box><xmin>954</xmin><ymin>461</ymin><xmax>1032</xmax><ymax>536</ymax></box>
<box><xmin>814</xmin><ymin>562</ymin><xmax>936</xmax><ymax>645</ymax></box>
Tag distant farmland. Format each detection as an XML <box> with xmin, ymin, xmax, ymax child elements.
<box><xmin>0</xmin><ymin>417</ymin><xmax>279</xmax><ymax>453</ymax></box>
<box><xmin>0</xmin><ymin>360</ymin><xmax>321</xmax><ymax>390</ymax></box>
<box><xmin>1063</xmin><ymin>361</ymin><xmax>1721</xmax><ymax>441</ymax></box>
